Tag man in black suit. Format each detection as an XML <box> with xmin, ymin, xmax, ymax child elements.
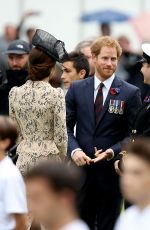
<box><xmin>66</xmin><ymin>36</ymin><xmax>142</xmax><ymax>230</ymax></box>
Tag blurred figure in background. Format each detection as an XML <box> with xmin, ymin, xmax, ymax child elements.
<box><xmin>0</xmin><ymin>25</ymin><xmax>17</xmax><ymax>82</ymax></box>
<box><xmin>115</xmin><ymin>138</ymin><xmax>150</xmax><ymax>230</ymax></box>
<box><xmin>25</xmin><ymin>161</ymin><xmax>89</xmax><ymax>230</ymax></box>
<box><xmin>17</xmin><ymin>11</ymin><xmax>38</xmax><ymax>43</ymax></box>
<box><xmin>117</xmin><ymin>35</ymin><xmax>150</xmax><ymax>100</ymax></box>
<box><xmin>116</xmin><ymin>35</ymin><xmax>140</xmax><ymax>81</ymax></box>
<box><xmin>0</xmin><ymin>39</ymin><xmax>30</xmax><ymax>115</ymax></box>
<box><xmin>0</xmin><ymin>116</ymin><xmax>27</xmax><ymax>230</ymax></box>
<box><xmin>0</xmin><ymin>25</ymin><xmax>17</xmax><ymax>52</ymax></box>
<box><xmin>61</xmin><ymin>52</ymin><xmax>89</xmax><ymax>90</ymax></box>
<box><xmin>100</xmin><ymin>23</ymin><xmax>111</xmax><ymax>36</ymax></box>
<box><xmin>75</xmin><ymin>39</ymin><xmax>95</xmax><ymax>76</ymax></box>
<box><xmin>26</xmin><ymin>28</ymin><xmax>36</xmax><ymax>49</ymax></box>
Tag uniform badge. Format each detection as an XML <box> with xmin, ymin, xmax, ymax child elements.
<box><xmin>108</xmin><ymin>99</ymin><xmax>115</xmax><ymax>113</ymax></box>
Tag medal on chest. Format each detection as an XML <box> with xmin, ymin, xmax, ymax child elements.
<box><xmin>108</xmin><ymin>99</ymin><xmax>115</xmax><ymax>113</ymax></box>
<box><xmin>114</xmin><ymin>100</ymin><xmax>120</xmax><ymax>114</ymax></box>
<box><xmin>119</xmin><ymin>101</ymin><xmax>124</xmax><ymax>114</ymax></box>
<box><xmin>108</xmin><ymin>99</ymin><xmax>124</xmax><ymax>115</ymax></box>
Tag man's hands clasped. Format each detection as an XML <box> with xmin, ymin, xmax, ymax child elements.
<box><xmin>72</xmin><ymin>151</ymin><xmax>91</xmax><ymax>166</ymax></box>
<box><xmin>72</xmin><ymin>148</ymin><xmax>114</xmax><ymax>167</ymax></box>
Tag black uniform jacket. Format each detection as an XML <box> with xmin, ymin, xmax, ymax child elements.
<box><xmin>134</xmin><ymin>99</ymin><xmax>150</xmax><ymax>137</ymax></box>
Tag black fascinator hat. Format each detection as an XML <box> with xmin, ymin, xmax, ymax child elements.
<box><xmin>32</xmin><ymin>29</ymin><xmax>68</xmax><ymax>62</ymax></box>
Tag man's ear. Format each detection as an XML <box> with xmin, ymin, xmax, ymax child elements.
<box><xmin>79</xmin><ymin>69</ymin><xmax>86</xmax><ymax>79</ymax></box>
<box><xmin>92</xmin><ymin>53</ymin><xmax>97</xmax><ymax>63</ymax></box>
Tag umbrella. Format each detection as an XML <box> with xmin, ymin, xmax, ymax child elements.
<box><xmin>80</xmin><ymin>9</ymin><xmax>131</xmax><ymax>23</ymax></box>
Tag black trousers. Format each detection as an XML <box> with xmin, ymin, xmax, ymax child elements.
<box><xmin>77</xmin><ymin>166</ymin><xmax>122</xmax><ymax>230</ymax></box>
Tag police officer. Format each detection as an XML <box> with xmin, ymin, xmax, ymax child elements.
<box><xmin>133</xmin><ymin>44</ymin><xmax>150</xmax><ymax>137</ymax></box>
<box><xmin>115</xmin><ymin>44</ymin><xmax>150</xmax><ymax>177</ymax></box>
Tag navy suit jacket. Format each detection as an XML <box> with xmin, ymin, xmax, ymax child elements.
<box><xmin>66</xmin><ymin>76</ymin><xmax>142</xmax><ymax>158</ymax></box>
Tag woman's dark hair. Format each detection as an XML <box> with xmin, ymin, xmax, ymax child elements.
<box><xmin>29</xmin><ymin>47</ymin><xmax>56</xmax><ymax>81</ymax></box>
<box><xmin>0</xmin><ymin>116</ymin><xmax>18</xmax><ymax>151</ymax></box>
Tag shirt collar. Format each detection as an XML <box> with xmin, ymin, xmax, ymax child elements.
<box><xmin>94</xmin><ymin>74</ymin><xmax>115</xmax><ymax>90</ymax></box>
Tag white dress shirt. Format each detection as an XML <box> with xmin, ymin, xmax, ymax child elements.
<box><xmin>94</xmin><ymin>74</ymin><xmax>115</xmax><ymax>103</ymax></box>
<box><xmin>71</xmin><ymin>74</ymin><xmax>115</xmax><ymax>157</ymax></box>
<box><xmin>114</xmin><ymin>205</ymin><xmax>150</xmax><ymax>230</ymax></box>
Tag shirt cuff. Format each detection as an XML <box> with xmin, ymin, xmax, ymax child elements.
<box><xmin>107</xmin><ymin>149</ymin><xmax>115</xmax><ymax>161</ymax></box>
<box><xmin>71</xmin><ymin>148</ymin><xmax>82</xmax><ymax>157</ymax></box>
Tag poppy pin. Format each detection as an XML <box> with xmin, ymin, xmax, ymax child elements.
<box><xmin>110</xmin><ymin>88</ymin><xmax>120</xmax><ymax>95</ymax></box>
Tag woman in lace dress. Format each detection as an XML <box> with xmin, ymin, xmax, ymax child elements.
<box><xmin>9</xmin><ymin>30</ymin><xmax>68</xmax><ymax>175</ymax></box>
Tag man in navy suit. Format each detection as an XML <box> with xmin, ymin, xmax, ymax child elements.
<box><xmin>66</xmin><ymin>36</ymin><xmax>142</xmax><ymax>230</ymax></box>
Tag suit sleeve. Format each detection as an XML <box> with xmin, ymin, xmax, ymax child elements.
<box><xmin>111</xmin><ymin>88</ymin><xmax>142</xmax><ymax>157</ymax></box>
<box><xmin>9</xmin><ymin>88</ymin><xmax>23</xmax><ymax>145</ymax></box>
<box><xmin>54</xmin><ymin>88</ymin><xmax>68</xmax><ymax>157</ymax></box>
<box><xmin>66</xmin><ymin>83</ymin><xmax>81</xmax><ymax>157</ymax></box>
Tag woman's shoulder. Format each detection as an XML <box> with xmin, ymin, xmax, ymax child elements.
<box><xmin>9</xmin><ymin>86</ymin><xmax>18</xmax><ymax>98</ymax></box>
<box><xmin>9</xmin><ymin>81</ymin><xmax>30</xmax><ymax>99</ymax></box>
<box><xmin>50</xmin><ymin>86</ymin><xmax>65</xmax><ymax>98</ymax></box>
<box><xmin>56</xmin><ymin>87</ymin><xmax>65</xmax><ymax>97</ymax></box>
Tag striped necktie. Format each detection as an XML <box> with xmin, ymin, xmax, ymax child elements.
<box><xmin>95</xmin><ymin>82</ymin><xmax>104</xmax><ymax>125</ymax></box>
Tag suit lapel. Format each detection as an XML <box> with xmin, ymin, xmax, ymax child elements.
<box><xmin>95</xmin><ymin>76</ymin><xmax>122</xmax><ymax>130</ymax></box>
<box><xmin>85</xmin><ymin>77</ymin><xmax>95</xmax><ymax>128</ymax></box>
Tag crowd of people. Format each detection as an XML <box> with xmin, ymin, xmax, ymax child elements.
<box><xmin>0</xmin><ymin>25</ymin><xmax>150</xmax><ymax>230</ymax></box>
